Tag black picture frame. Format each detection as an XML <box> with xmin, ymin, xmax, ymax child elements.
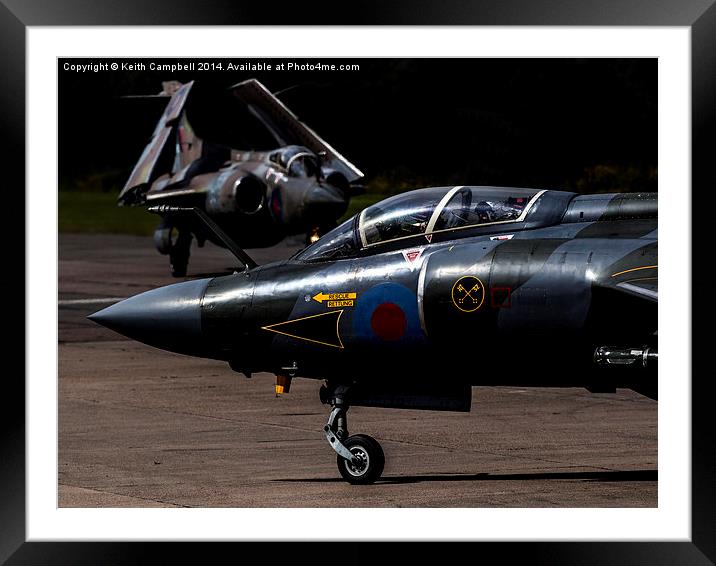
<box><xmin>4</xmin><ymin>1</ymin><xmax>710</xmax><ymax>564</ymax></box>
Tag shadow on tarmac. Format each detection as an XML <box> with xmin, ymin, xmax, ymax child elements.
<box><xmin>272</xmin><ymin>469</ymin><xmax>658</xmax><ymax>485</ymax></box>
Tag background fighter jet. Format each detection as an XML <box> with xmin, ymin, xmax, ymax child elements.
<box><xmin>118</xmin><ymin>79</ymin><xmax>363</xmax><ymax>276</ymax></box>
<box><xmin>90</xmin><ymin>185</ymin><xmax>657</xmax><ymax>484</ymax></box>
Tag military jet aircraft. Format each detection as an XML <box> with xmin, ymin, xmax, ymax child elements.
<box><xmin>90</xmin><ymin>185</ymin><xmax>657</xmax><ymax>484</ymax></box>
<box><xmin>118</xmin><ymin>79</ymin><xmax>363</xmax><ymax>276</ymax></box>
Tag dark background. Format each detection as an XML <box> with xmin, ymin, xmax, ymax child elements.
<box><xmin>58</xmin><ymin>57</ymin><xmax>657</xmax><ymax>196</ymax></box>
<box><xmin>1</xmin><ymin>0</ymin><xmax>709</xmax><ymax>556</ymax></box>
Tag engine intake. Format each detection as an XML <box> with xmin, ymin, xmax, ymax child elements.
<box><xmin>205</xmin><ymin>172</ymin><xmax>266</xmax><ymax>215</ymax></box>
<box><xmin>235</xmin><ymin>176</ymin><xmax>265</xmax><ymax>215</ymax></box>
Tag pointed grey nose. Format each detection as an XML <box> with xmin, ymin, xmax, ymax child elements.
<box><xmin>304</xmin><ymin>184</ymin><xmax>348</xmax><ymax>222</ymax></box>
<box><xmin>305</xmin><ymin>184</ymin><xmax>348</xmax><ymax>207</ymax></box>
<box><xmin>88</xmin><ymin>278</ymin><xmax>211</xmax><ymax>355</ymax></box>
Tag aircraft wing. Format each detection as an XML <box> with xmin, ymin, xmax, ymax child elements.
<box><xmin>602</xmin><ymin>265</ymin><xmax>658</xmax><ymax>302</ymax></box>
<box><xmin>231</xmin><ymin>79</ymin><xmax>364</xmax><ymax>183</ymax></box>
<box><xmin>614</xmin><ymin>278</ymin><xmax>658</xmax><ymax>302</ymax></box>
<box><xmin>118</xmin><ymin>81</ymin><xmax>195</xmax><ymax>205</ymax></box>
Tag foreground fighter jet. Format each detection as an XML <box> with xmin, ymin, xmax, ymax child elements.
<box><xmin>91</xmin><ymin>186</ymin><xmax>657</xmax><ymax>484</ymax></box>
<box><xmin>119</xmin><ymin>79</ymin><xmax>363</xmax><ymax>276</ymax></box>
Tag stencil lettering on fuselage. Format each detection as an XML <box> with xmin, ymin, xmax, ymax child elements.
<box><xmin>313</xmin><ymin>291</ymin><xmax>357</xmax><ymax>308</ymax></box>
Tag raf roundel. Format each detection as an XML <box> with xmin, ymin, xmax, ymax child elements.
<box><xmin>352</xmin><ymin>282</ymin><xmax>424</xmax><ymax>344</ymax></box>
<box><xmin>370</xmin><ymin>302</ymin><xmax>408</xmax><ymax>341</ymax></box>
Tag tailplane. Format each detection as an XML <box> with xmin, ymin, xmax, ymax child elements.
<box><xmin>231</xmin><ymin>79</ymin><xmax>364</xmax><ymax>184</ymax></box>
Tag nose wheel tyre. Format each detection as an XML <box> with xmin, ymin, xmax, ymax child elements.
<box><xmin>336</xmin><ymin>434</ymin><xmax>385</xmax><ymax>485</ymax></box>
<box><xmin>169</xmin><ymin>230</ymin><xmax>192</xmax><ymax>278</ymax></box>
<box><xmin>169</xmin><ymin>253</ymin><xmax>188</xmax><ymax>278</ymax></box>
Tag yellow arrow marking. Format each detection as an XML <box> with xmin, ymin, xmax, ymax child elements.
<box><xmin>313</xmin><ymin>291</ymin><xmax>357</xmax><ymax>303</ymax></box>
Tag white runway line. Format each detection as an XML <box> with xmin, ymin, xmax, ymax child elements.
<box><xmin>58</xmin><ymin>297</ymin><xmax>126</xmax><ymax>306</ymax></box>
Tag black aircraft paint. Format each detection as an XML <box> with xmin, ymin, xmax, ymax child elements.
<box><xmin>90</xmin><ymin>185</ymin><xmax>657</xmax><ymax>484</ymax></box>
<box><xmin>118</xmin><ymin>79</ymin><xmax>363</xmax><ymax>277</ymax></box>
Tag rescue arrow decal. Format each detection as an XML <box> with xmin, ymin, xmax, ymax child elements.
<box><xmin>312</xmin><ymin>291</ymin><xmax>357</xmax><ymax>308</ymax></box>
<box><xmin>262</xmin><ymin>310</ymin><xmax>344</xmax><ymax>349</ymax></box>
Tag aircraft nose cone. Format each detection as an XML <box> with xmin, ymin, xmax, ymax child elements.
<box><xmin>305</xmin><ymin>184</ymin><xmax>348</xmax><ymax>206</ymax></box>
<box><xmin>304</xmin><ymin>184</ymin><xmax>348</xmax><ymax>220</ymax></box>
<box><xmin>88</xmin><ymin>278</ymin><xmax>210</xmax><ymax>355</ymax></box>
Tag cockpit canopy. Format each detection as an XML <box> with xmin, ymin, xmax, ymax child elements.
<box><xmin>269</xmin><ymin>145</ymin><xmax>321</xmax><ymax>178</ymax></box>
<box><xmin>296</xmin><ymin>186</ymin><xmax>546</xmax><ymax>262</ymax></box>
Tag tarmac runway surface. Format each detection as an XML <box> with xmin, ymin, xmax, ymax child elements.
<box><xmin>59</xmin><ymin>233</ymin><xmax>657</xmax><ymax>508</ymax></box>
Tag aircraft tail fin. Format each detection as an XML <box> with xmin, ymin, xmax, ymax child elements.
<box><xmin>120</xmin><ymin>80</ymin><xmax>185</xmax><ymax>99</ymax></box>
<box><xmin>231</xmin><ymin>79</ymin><xmax>364</xmax><ymax>183</ymax></box>
<box><xmin>118</xmin><ymin>81</ymin><xmax>196</xmax><ymax>205</ymax></box>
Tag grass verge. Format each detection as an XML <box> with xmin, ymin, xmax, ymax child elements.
<box><xmin>59</xmin><ymin>190</ymin><xmax>385</xmax><ymax>235</ymax></box>
<box><xmin>59</xmin><ymin>191</ymin><xmax>159</xmax><ymax>236</ymax></box>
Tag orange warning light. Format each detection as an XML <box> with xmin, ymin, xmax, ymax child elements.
<box><xmin>275</xmin><ymin>375</ymin><xmax>292</xmax><ymax>395</ymax></box>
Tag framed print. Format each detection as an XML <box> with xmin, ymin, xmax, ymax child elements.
<box><xmin>4</xmin><ymin>0</ymin><xmax>711</xmax><ymax>563</ymax></box>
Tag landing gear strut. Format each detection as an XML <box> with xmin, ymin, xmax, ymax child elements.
<box><xmin>322</xmin><ymin>383</ymin><xmax>385</xmax><ymax>484</ymax></box>
<box><xmin>154</xmin><ymin>219</ymin><xmax>193</xmax><ymax>278</ymax></box>
<box><xmin>169</xmin><ymin>230</ymin><xmax>192</xmax><ymax>278</ymax></box>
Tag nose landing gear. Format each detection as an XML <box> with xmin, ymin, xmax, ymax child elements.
<box><xmin>154</xmin><ymin>219</ymin><xmax>193</xmax><ymax>278</ymax></box>
<box><xmin>337</xmin><ymin>434</ymin><xmax>385</xmax><ymax>484</ymax></box>
<box><xmin>321</xmin><ymin>383</ymin><xmax>385</xmax><ymax>485</ymax></box>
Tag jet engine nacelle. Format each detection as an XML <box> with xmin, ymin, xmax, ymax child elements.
<box><xmin>205</xmin><ymin>171</ymin><xmax>267</xmax><ymax>216</ymax></box>
<box><xmin>420</xmin><ymin>239</ymin><xmax>594</xmax><ymax>341</ymax></box>
<box><xmin>321</xmin><ymin>168</ymin><xmax>350</xmax><ymax>195</ymax></box>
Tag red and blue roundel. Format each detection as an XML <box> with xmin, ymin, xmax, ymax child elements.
<box><xmin>270</xmin><ymin>187</ymin><xmax>283</xmax><ymax>221</ymax></box>
<box><xmin>352</xmin><ymin>282</ymin><xmax>424</xmax><ymax>345</ymax></box>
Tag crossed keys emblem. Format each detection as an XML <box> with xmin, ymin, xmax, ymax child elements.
<box><xmin>451</xmin><ymin>275</ymin><xmax>485</xmax><ymax>312</ymax></box>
